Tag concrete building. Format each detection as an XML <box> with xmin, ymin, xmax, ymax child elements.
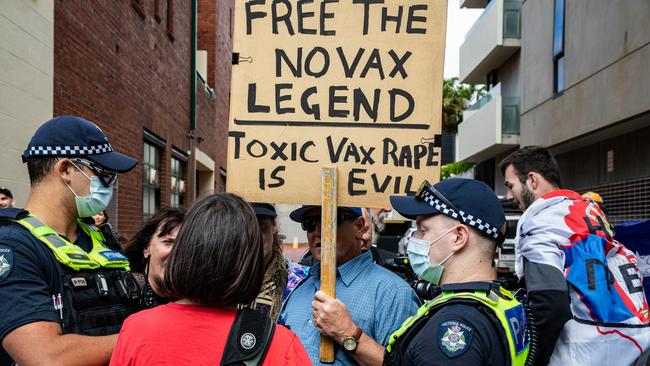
<box><xmin>0</xmin><ymin>0</ymin><xmax>234</xmax><ymax>237</ymax></box>
<box><xmin>457</xmin><ymin>0</ymin><xmax>650</xmax><ymax>224</ymax></box>
<box><xmin>0</xmin><ymin>1</ymin><xmax>54</xmax><ymax>207</ymax></box>
<box><xmin>456</xmin><ymin>0</ymin><xmax>522</xmax><ymax>198</ymax></box>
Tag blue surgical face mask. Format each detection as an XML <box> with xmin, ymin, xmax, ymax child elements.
<box><xmin>64</xmin><ymin>163</ymin><xmax>114</xmax><ymax>218</ymax></box>
<box><xmin>407</xmin><ymin>226</ymin><xmax>456</xmax><ymax>285</ymax></box>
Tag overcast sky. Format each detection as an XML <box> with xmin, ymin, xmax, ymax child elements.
<box><xmin>443</xmin><ymin>0</ymin><xmax>483</xmax><ymax>79</ymax></box>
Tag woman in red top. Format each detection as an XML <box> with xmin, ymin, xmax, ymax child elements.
<box><xmin>110</xmin><ymin>193</ymin><xmax>311</xmax><ymax>366</ymax></box>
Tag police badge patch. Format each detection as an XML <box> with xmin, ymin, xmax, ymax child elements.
<box><xmin>438</xmin><ymin>320</ymin><xmax>473</xmax><ymax>358</ymax></box>
<box><xmin>0</xmin><ymin>246</ymin><xmax>13</xmax><ymax>282</ymax></box>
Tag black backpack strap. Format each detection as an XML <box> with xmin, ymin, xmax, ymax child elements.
<box><xmin>221</xmin><ymin>308</ymin><xmax>276</xmax><ymax>366</ymax></box>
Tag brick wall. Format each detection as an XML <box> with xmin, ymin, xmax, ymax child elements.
<box><xmin>54</xmin><ymin>0</ymin><xmax>227</xmax><ymax>237</ymax></box>
<box><xmin>213</xmin><ymin>0</ymin><xmax>233</xmax><ymax>186</ymax></box>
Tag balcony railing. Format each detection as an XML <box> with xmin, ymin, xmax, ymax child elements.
<box><xmin>459</xmin><ymin>0</ymin><xmax>522</xmax><ymax>84</ymax></box>
<box><xmin>457</xmin><ymin>85</ymin><xmax>520</xmax><ymax>162</ymax></box>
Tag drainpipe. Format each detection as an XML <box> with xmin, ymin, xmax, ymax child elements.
<box><xmin>188</xmin><ymin>0</ymin><xmax>197</xmax><ymax>204</ymax></box>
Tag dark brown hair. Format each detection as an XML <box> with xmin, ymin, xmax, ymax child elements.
<box><xmin>499</xmin><ymin>146</ymin><xmax>562</xmax><ymax>187</ymax></box>
<box><xmin>163</xmin><ymin>193</ymin><xmax>264</xmax><ymax>307</ymax></box>
<box><xmin>26</xmin><ymin>157</ymin><xmax>58</xmax><ymax>185</ymax></box>
<box><xmin>123</xmin><ymin>207</ymin><xmax>186</xmax><ymax>273</ymax></box>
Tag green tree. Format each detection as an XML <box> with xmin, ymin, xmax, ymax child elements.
<box><xmin>442</xmin><ymin>77</ymin><xmax>485</xmax><ymax>133</ymax></box>
<box><xmin>441</xmin><ymin>162</ymin><xmax>476</xmax><ymax>180</ymax></box>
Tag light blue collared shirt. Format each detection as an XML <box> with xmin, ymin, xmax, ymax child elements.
<box><xmin>280</xmin><ymin>251</ymin><xmax>420</xmax><ymax>365</ymax></box>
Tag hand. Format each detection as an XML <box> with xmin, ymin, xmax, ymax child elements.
<box><xmin>312</xmin><ymin>290</ymin><xmax>357</xmax><ymax>344</ymax></box>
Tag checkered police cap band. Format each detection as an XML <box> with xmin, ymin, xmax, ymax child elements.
<box><xmin>24</xmin><ymin>143</ymin><xmax>113</xmax><ymax>159</ymax></box>
<box><xmin>417</xmin><ymin>186</ymin><xmax>501</xmax><ymax>241</ymax></box>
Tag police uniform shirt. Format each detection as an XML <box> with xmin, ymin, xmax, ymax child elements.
<box><xmin>0</xmin><ymin>214</ymin><xmax>92</xmax><ymax>364</ymax></box>
<box><xmin>403</xmin><ymin>303</ymin><xmax>507</xmax><ymax>366</ymax></box>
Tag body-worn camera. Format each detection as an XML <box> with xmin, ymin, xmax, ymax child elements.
<box><xmin>382</xmin><ymin>256</ymin><xmax>441</xmax><ymax>301</ymax></box>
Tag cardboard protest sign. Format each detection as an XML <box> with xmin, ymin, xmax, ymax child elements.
<box><xmin>227</xmin><ymin>0</ymin><xmax>447</xmax><ymax>208</ymax></box>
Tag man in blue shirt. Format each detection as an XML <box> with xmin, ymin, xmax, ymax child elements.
<box><xmin>280</xmin><ymin>205</ymin><xmax>420</xmax><ymax>365</ymax></box>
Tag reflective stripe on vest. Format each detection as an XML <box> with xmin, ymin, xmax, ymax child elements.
<box><xmin>16</xmin><ymin>215</ymin><xmax>130</xmax><ymax>271</ymax></box>
<box><xmin>386</xmin><ymin>286</ymin><xmax>529</xmax><ymax>366</ymax></box>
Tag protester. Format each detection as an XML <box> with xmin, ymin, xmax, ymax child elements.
<box><xmin>249</xmin><ymin>203</ymin><xmax>308</xmax><ymax>322</ymax></box>
<box><xmin>110</xmin><ymin>193</ymin><xmax>310</xmax><ymax>365</ymax></box>
<box><xmin>0</xmin><ymin>115</ymin><xmax>139</xmax><ymax>365</ymax></box>
<box><xmin>280</xmin><ymin>205</ymin><xmax>419</xmax><ymax>365</ymax></box>
<box><xmin>500</xmin><ymin>146</ymin><xmax>650</xmax><ymax>365</ymax></box>
<box><xmin>0</xmin><ymin>187</ymin><xmax>14</xmax><ymax>208</ymax></box>
<box><xmin>123</xmin><ymin>207</ymin><xmax>185</xmax><ymax>309</ymax></box>
<box><xmin>314</xmin><ymin>179</ymin><xmax>530</xmax><ymax>365</ymax></box>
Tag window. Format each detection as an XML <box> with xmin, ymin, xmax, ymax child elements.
<box><xmin>219</xmin><ymin>168</ymin><xmax>227</xmax><ymax>192</ymax></box>
<box><xmin>131</xmin><ymin>0</ymin><xmax>145</xmax><ymax>20</ymax></box>
<box><xmin>171</xmin><ymin>157</ymin><xmax>185</xmax><ymax>207</ymax></box>
<box><xmin>154</xmin><ymin>0</ymin><xmax>161</xmax><ymax>22</ymax></box>
<box><xmin>553</xmin><ymin>0</ymin><xmax>565</xmax><ymax>95</ymax></box>
<box><xmin>230</xmin><ymin>8</ymin><xmax>233</xmax><ymax>38</ymax></box>
<box><xmin>167</xmin><ymin>0</ymin><xmax>175</xmax><ymax>41</ymax></box>
<box><xmin>143</xmin><ymin>142</ymin><xmax>161</xmax><ymax>222</ymax></box>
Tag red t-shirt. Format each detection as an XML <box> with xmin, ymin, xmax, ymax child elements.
<box><xmin>110</xmin><ymin>302</ymin><xmax>311</xmax><ymax>366</ymax></box>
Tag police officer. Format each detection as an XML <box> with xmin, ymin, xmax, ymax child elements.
<box><xmin>0</xmin><ymin>115</ymin><xmax>139</xmax><ymax>365</ymax></box>
<box><xmin>313</xmin><ymin>178</ymin><xmax>531</xmax><ymax>365</ymax></box>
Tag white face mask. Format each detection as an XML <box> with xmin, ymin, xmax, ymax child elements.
<box><xmin>64</xmin><ymin>162</ymin><xmax>114</xmax><ymax>218</ymax></box>
<box><xmin>407</xmin><ymin>226</ymin><xmax>456</xmax><ymax>285</ymax></box>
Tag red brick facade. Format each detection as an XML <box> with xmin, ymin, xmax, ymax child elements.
<box><xmin>54</xmin><ymin>0</ymin><xmax>233</xmax><ymax>237</ymax></box>
<box><xmin>197</xmin><ymin>0</ymin><xmax>233</xmax><ymax>191</ymax></box>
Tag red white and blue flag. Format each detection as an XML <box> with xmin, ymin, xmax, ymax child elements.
<box><xmin>516</xmin><ymin>190</ymin><xmax>650</xmax><ymax>365</ymax></box>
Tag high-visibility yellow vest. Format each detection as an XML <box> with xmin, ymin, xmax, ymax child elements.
<box><xmin>385</xmin><ymin>283</ymin><xmax>529</xmax><ymax>366</ymax></box>
<box><xmin>16</xmin><ymin>214</ymin><xmax>130</xmax><ymax>271</ymax></box>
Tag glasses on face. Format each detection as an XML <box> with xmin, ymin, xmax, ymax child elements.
<box><xmin>68</xmin><ymin>158</ymin><xmax>118</xmax><ymax>187</ymax></box>
<box><xmin>301</xmin><ymin>213</ymin><xmax>358</xmax><ymax>232</ymax></box>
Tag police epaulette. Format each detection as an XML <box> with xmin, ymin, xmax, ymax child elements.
<box><xmin>442</xmin><ymin>281</ymin><xmax>493</xmax><ymax>293</ymax></box>
<box><xmin>0</xmin><ymin>208</ymin><xmax>29</xmax><ymax>220</ymax></box>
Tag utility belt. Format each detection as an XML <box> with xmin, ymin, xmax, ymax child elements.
<box><xmin>60</xmin><ymin>269</ymin><xmax>140</xmax><ymax>335</ymax></box>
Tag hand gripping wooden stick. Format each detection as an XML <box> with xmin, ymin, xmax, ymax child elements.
<box><xmin>319</xmin><ymin>167</ymin><xmax>337</xmax><ymax>363</ymax></box>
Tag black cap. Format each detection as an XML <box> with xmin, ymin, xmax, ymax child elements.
<box><xmin>251</xmin><ymin>203</ymin><xmax>277</xmax><ymax>218</ymax></box>
<box><xmin>0</xmin><ymin>187</ymin><xmax>12</xmax><ymax>199</ymax></box>
<box><xmin>390</xmin><ymin>178</ymin><xmax>505</xmax><ymax>244</ymax></box>
<box><xmin>23</xmin><ymin>115</ymin><xmax>138</xmax><ymax>173</ymax></box>
<box><xmin>289</xmin><ymin>205</ymin><xmax>362</xmax><ymax>222</ymax></box>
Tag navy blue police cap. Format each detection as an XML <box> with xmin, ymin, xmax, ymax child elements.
<box><xmin>251</xmin><ymin>202</ymin><xmax>277</xmax><ymax>218</ymax></box>
<box><xmin>289</xmin><ymin>205</ymin><xmax>362</xmax><ymax>222</ymax></box>
<box><xmin>22</xmin><ymin>115</ymin><xmax>138</xmax><ymax>173</ymax></box>
<box><xmin>390</xmin><ymin>178</ymin><xmax>506</xmax><ymax>245</ymax></box>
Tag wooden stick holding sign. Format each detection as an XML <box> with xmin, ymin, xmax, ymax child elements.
<box><xmin>320</xmin><ymin>167</ymin><xmax>337</xmax><ymax>363</ymax></box>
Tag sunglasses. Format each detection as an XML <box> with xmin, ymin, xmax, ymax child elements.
<box><xmin>301</xmin><ymin>213</ymin><xmax>358</xmax><ymax>232</ymax></box>
<box><xmin>68</xmin><ymin>158</ymin><xmax>118</xmax><ymax>187</ymax></box>
<box><xmin>417</xmin><ymin>180</ymin><xmax>463</xmax><ymax>216</ymax></box>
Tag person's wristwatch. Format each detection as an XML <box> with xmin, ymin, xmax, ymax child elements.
<box><xmin>342</xmin><ymin>327</ymin><xmax>363</xmax><ymax>352</ymax></box>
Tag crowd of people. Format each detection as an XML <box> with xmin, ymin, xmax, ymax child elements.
<box><xmin>0</xmin><ymin>115</ymin><xmax>648</xmax><ymax>366</ymax></box>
